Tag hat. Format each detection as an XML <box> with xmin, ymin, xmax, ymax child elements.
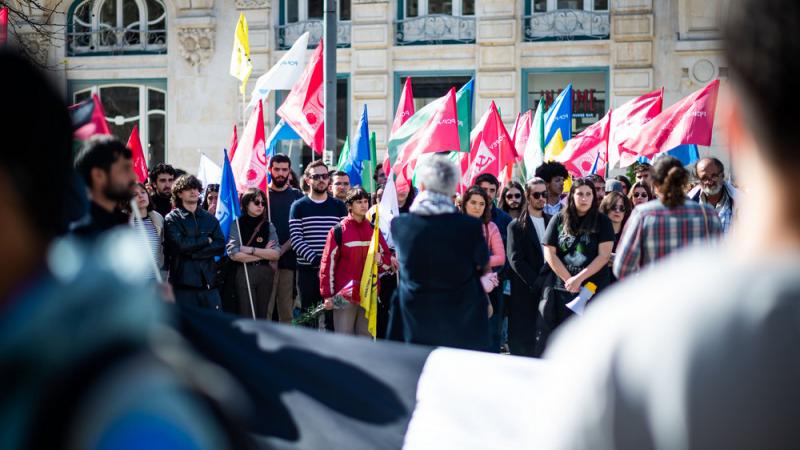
<box><xmin>605</xmin><ymin>179</ymin><xmax>625</xmax><ymax>193</ymax></box>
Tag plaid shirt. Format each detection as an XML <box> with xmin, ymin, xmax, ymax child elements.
<box><xmin>613</xmin><ymin>199</ymin><xmax>722</xmax><ymax>279</ymax></box>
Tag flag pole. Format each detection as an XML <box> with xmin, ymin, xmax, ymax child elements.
<box><xmin>234</xmin><ymin>217</ymin><xmax>258</xmax><ymax>320</ymax></box>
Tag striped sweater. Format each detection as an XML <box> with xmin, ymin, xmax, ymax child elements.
<box><xmin>289</xmin><ymin>195</ymin><xmax>347</xmax><ymax>268</ymax></box>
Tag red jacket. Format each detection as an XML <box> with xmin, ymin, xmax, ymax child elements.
<box><xmin>319</xmin><ymin>215</ymin><xmax>393</xmax><ymax>302</ymax></box>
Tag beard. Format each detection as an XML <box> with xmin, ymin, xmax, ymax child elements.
<box><xmin>702</xmin><ymin>183</ymin><xmax>723</xmax><ymax>196</ymax></box>
<box><xmin>272</xmin><ymin>175</ymin><xmax>288</xmax><ymax>188</ymax></box>
<box><xmin>105</xmin><ymin>182</ymin><xmax>134</xmax><ymax>202</ymax></box>
<box><xmin>508</xmin><ymin>202</ymin><xmax>522</xmax><ymax>210</ymax></box>
<box><xmin>312</xmin><ymin>184</ymin><xmax>328</xmax><ymax>195</ymax></box>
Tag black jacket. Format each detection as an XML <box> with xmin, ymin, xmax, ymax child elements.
<box><xmin>505</xmin><ymin>214</ymin><xmax>551</xmax><ymax>353</ymax></box>
<box><xmin>164</xmin><ymin>206</ymin><xmax>225</xmax><ymax>289</ymax></box>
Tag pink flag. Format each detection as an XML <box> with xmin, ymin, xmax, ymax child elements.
<box><xmin>126</xmin><ymin>125</ymin><xmax>148</xmax><ymax>183</ymax></box>
<box><xmin>460</xmin><ymin>101</ymin><xmax>515</xmax><ymax>192</ymax></box>
<box><xmin>0</xmin><ymin>7</ymin><xmax>8</xmax><ymax>47</ymax></box>
<box><xmin>231</xmin><ymin>100</ymin><xmax>268</xmax><ymax>193</ymax></box>
<box><xmin>229</xmin><ymin>124</ymin><xmax>239</xmax><ymax>160</ymax></box>
<box><xmin>619</xmin><ymin>80</ymin><xmax>719</xmax><ymax>167</ymax></box>
<box><xmin>392</xmin><ymin>87</ymin><xmax>460</xmax><ymax>181</ymax></box>
<box><xmin>608</xmin><ymin>88</ymin><xmax>663</xmax><ymax>169</ymax></box>
<box><xmin>72</xmin><ymin>93</ymin><xmax>112</xmax><ymax>140</ymax></box>
<box><xmin>386</xmin><ymin>77</ymin><xmax>416</xmax><ymax>176</ymax></box>
<box><xmin>277</xmin><ymin>40</ymin><xmax>324</xmax><ymax>155</ymax></box>
<box><xmin>512</xmin><ymin>110</ymin><xmax>533</xmax><ymax>161</ymax></box>
<box><xmin>558</xmin><ymin>110</ymin><xmax>611</xmax><ymax>178</ymax></box>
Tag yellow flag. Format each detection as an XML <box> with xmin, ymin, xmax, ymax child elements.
<box><xmin>544</xmin><ymin>128</ymin><xmax>566</xmax><ymax>162</ymax></box>
<box><xmin>359</xmin><ymin>206</ymin><xmax>380</xmax><ymax>338</ymax></box>
<box><xmin>230</xmin><ymin>13</ymin><xmax>253</xmax><ymax>94</ymax></box>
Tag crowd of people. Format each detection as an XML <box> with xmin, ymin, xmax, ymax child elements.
<box><xmin>67</xmin><ymin>120</ymin><xmax>735</xmax><ymax>356</ymax></box>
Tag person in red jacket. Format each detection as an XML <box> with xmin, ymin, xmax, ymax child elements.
<box><xmin>319</xmin><ymin>187</ymin><xmax>394</xmax><ymax>336</ymax></box>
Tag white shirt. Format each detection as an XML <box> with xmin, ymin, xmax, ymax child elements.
<box><xmin>531</xmin><ymin>215</ymin><xmax>545</xmax><ymax>244</ymax></box>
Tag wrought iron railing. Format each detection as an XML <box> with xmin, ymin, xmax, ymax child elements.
<box><xmin>522</xmin><ymin>10</ymin><xmax>609</xmax><ymax>41</ymax></box>
<box><xmin>67</xmin><ymin>27</ymin><xmax>167</xmax><ymax>55</ymax></box>
<box><xmin>395</xmin><ymin>14</ymin><xmax>476</xmax><ymax>46</ymax></box>
<box><xmin>276</xmin><ymin>20</ymin><xmax>351</xmax><ymax>50</ymax></box>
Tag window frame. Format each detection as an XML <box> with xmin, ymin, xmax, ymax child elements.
<box><xmin>398</xmin><ymin>0</ymin><xmax>475</xmax><ymax>20</ymax></box>
<box><xmin>66</xmin><ymin>0</ymin><xmax>167</xmax><ymax>56</ymax></box>
<box><xmin>280</xmin><ymin>0</ymin><xmax>350</xmax><ymax>24</ymax></box>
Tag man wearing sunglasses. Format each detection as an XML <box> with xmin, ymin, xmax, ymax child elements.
<box><xmin>688</xmin><ymin>157</ymin><xmax>738</xmax><ymax>233</ymax></box>
<box><xmin>289</xmin><ymin>160</ymin><xmax>347</xmax><ymax>328</ymax></box>
<box><xmin>500</xmin><ymin>181</ymin><xmax>525</xmax><ymax>220</ymax></box>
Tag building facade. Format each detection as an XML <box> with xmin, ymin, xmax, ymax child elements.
<box><xmin>10</xmin><ymin>0</ymin><xmax>728</xmax><ymax>175</ymax></box>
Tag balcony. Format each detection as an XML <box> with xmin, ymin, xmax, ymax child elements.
<box><xmin>276</xmin><ymin>20</ymin><xmax>351</xmax><ymax>50</ymax></box>
<box><xmin>67</xmin><ymin>27</ymin><xmax>167</xmax><ymax>56</ymax></box>
<box><xmin>395</xmin><ymin>14</ymin><xmax>476</xmax><ymax>46</ymax></box>
<box><xmin>522</xmin><ymin>9</ymin><xmax>609</xmax><ymax>42</ymax></box>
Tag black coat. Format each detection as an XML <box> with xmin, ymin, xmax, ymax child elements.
<box><xmin>506</xmin><ymin>214</ymin><xmax>551</xmax><ymax>356</ymax></box>
<box><xmin>164</xmin><ymin>206</ymin><xmax>225</xmax><ymax>289</ymax></box>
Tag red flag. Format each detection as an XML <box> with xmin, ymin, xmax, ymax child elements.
<box><xmin>231</xmin><ymin>99</ymin><xmax>268</xmax><ymax>192</ymax></box>
<box><xmin>72</xmin><ymin>93</ymin><xmax>111</xmax><ymax>140</ymax></box>
<box><xmin>460</xmin><ymin>101</ymin><xmax>515</xmax><ymax>192</ymax></box>
<box><xmin>558</xmin><ymin>110</ymin><xmax>611</xmax><ymax>178</ymax></box>
<box><xmin>620</xmin><ymin>80</ymin><xmax>719</xmax><ymax>167</ymax></box>
<box><xmin>0</xmin><ymin>7</ymin><xmax>8</xmax><ymax>47</ymax></box>
<box><xmin>229</xmin><ymin>124</ymin><xmax>239</xmax><ymax>160</ymax></box>
<box><xmin>608</xmin><ymin>88</ymin><xmax>663</xmax><ymax>169</ymax></box>
<box><xmin>385</xmin><ymin>77</ymin><xmax>416</xmax><ymax>176</ymax></box>
<box><xmin>392</xmin><ymin>87</ymin><xmax>460</xmax><ymax>180</ymax></box>
<box><xmin>277</xmin><ymin>40</ymin><xmax>324</xmax><ymax>155</ymax></box>
<box><xmin>511</xmin><ymin>110</ymin><xmax>533</xmax><ymax>161</ymax></box>
<box><xmin>126</xmin><ymin>125</ymin><xmax>148</xmax><ymax>183</ymax></box>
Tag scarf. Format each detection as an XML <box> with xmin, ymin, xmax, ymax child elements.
<box><xmin>238</xmin><ymin>213</ymin><xmax>265</xmax><ymax>247</ymax></box>
<box><xmin>409</xmin><ymin>190</ymin><xmax>456</xmax><ymax>216</ymax></box>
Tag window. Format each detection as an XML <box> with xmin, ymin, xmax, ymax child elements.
<box><xmin>283</xmin><ymin>0</ymin><xmax>350</xmax><ymax>23</ymax></box>
<box><xmin>275</xmin><ymin>77</ymin><xmax>349</xmax><ymax>172</ymax></box>
<box><xmin>403</xmin><ymin>0</ymin><xmax>474</xmax><ymax>17</ymax></box>
<box><xmin>530</xmin><ymin>0</ymin><xmax>607</xmax><ymax>12</ymax></box>
<box><xmin>72</xmin><ymin>82</ymin><xmax>167</xmax><ymax>166</ymax></box>
<box><xmin>278</xmin><ymin>0</ymin><xmax>351</xmax><ymax>49</ymax></box>
<box><xmin>68</xmin><ymin>0</ymin><xmax>166</xmax><ymax>55</ymax></box>
<box><xmin>523</xmin><ymin>70</ymin><xmax>607</xmax><ymax>136</ymax></box>
<box><xmin>397</xmin><ymin>75</ymin><xmax>472</xmax><ymax>112</ymax></box>
<box><xmin>524</xmin><ymin>0</ymin><xmax>610</xmax><ymax>40</ymax></box>
<box><xmin>396</xmin><ymin>0</ymin><xmax>476</xmax><ymax>45</ymax></box>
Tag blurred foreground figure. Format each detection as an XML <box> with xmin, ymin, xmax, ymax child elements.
<box><xmin>537</xmin><ymin>1</ymin><xmax>800</xmax><ymax>449</ymax></box>
<box><xmin>0</xmin><ymin>50</ymin><xmax>248</xmax><ymax>450</ymax></box>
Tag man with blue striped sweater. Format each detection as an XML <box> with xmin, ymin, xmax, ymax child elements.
<box><xmin>289</xmin><ymin>159</ymin><xmax>347</xmax><ymax>328</ymax></box>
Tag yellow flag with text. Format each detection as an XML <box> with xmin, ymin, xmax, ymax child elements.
<box><xmin>230</xmin><ymin>13</ymin><xmax>253</xmax><ymax>94</ymax></box>
<box><xmin>359</xmin><ymin>207</ymin><xmax>380</xmax><ymax>338</ymax></box>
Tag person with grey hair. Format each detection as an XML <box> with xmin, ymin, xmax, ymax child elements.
<box><xmin>386</xmin><ymin>154</ymin><xmax>496</xmax><ymax>351</ymax></box>
<box><xmin>688</xmin><ymin>157</ymin><xmax>738</xmax><ymax>232</ymax></box>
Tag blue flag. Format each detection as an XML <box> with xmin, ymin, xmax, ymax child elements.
<box><xmin>589</xmin><ymin>151</ymin><xmax>601</xmax><ymax>175</ymax></box>
<box><xmin>666</xmin><ymin>144</ymin><xmax>700</xmax><ymax>166</ymax></box>
<box><xmin>215</xmin><ymin>149</ymin><xmax>241</xmax><ymax>255</ymax></box>
<box><xmin>544</xmin><ymin>84</ymin><xmax>572</xmax><ymax>146</ymax></box>
<box><xmin>342</xmin><ymin>105</ymin><xmax>370</xmax><ymax>187</ymax></box>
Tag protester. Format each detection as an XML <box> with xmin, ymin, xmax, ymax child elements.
<box><xmin>288</xmin><ymin>168</ymin><xmax>301</xmax><ymax>190</ymax></box>
<box><xmin>396</xmin><ymin>183</ymin><xmax>417</xmax><ymax>214</ymax></box>
<box><xmin>628</xmin><ymin>180</ymin><xmax>653</xmax><ymax>207</ymax></box>
<box><xmin>598</xmin><ymin>191</ymin><xmax>632</xmax><ymax>252</ymax></box>
<box><xmin>130</xmin><ymin>182</ymin><xmax>165</xmax><ymax>278</ymax></box>
<box><xmin>267</xmin><ymin>154</ymin><xmax>304</xmax><ymax>324</ymax></box>
<box><xmin>604</xmin><ymin>179</ymin><xmax>625</xmax><ymax>195</ymax></box>
<box><xmin>614</xmin><ymin>174</ymin><xmax>632</xmax><ymax>195</ymax></box>
<box><xmin>537</xmin><ymin>177</ymin><xmax>614</xmax><ymax>355</ymax></box>
<box><xmin>289</xmin><ymin>160</ymin><xmax>347</xmax><ymax>328</ymax></box>
<box><xmin>461</xmin><ymin>186</ymin><xmax>506</xmax><ymax>271</ymax></box>
<box><xmin>374</xmin><ymin>163</ymin><xmax>387</xmax><ymax>187</ymax></box>
<box><xmin>202</xmin><ymin>183</ymin><xmax>220</xmax><ymax>216</ymax></box>
<box><xmin>614</xmin><ymin>156</ymin><xmax>722</xmax><ymax>279</ymax></box>
<box><xmin>330</xmin><ymin>170</ymin><xmax>351</xmax><ymax>202</ymax></box>
<box><xmin>0</xmin><ymin>49</ymin><xmax>247</xmax><ymax>450</ymax></box>
<box><xmin>535</xmin><ymin>161</ymin><xmax>569</xmax><ymax>215</ymax></box>
<box><xmin>387</xmin><ymin>155</ymin><xmax>495</xmax><ymax>351</ymax></box>
<box><xmin>588</xmin><ymin>174</ymin><xmax>606</xmax><ymax>202</ymax></box>
<box><xmin>319</xmin><ymin>187</ymin><xmax>393</xmax><ymax>336</ymax></box>
<box><xmin>633</xmin><ymin>161</ymin><xmax>653</xmax><ymax>187</ymax></box>
<box><xmin>688</xmin><ymin>157</ymin><xmax>738</xmax><ymax>233</ymax></box>
<box><xmin>228</xmin><ymin>188</ymin><xmax>280</xmax><ymax>319</ymax></box>
<box><xmin>506</xmin><ymin>178</ymin><xmax>551</xmax><ymax>357</ymax></box>
<box><xmin>72</xmin><ymin>136</ymin><xmax>137</xmax><ymax>236</ymax></box>
<box><xmin>148</xmin><ymin>162</ymin><xmax>177</xmax><ymax>218</ymax></box>
<box><xmin>539</xmin><ymin>2</ymin><xmax>800</xmax><ymax>446</ymax></box>
<box><xmin>499</xmin><ymin>180</ymin><xmax>525</xmax><ymax>220</ymax></box>
<box><xmin>164</xmin><ymin>174</ymin><xmax>226</xmax><ymax>309</ymax></box>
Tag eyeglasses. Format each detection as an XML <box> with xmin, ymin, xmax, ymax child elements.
<box><xmin>252</xmin><ymin>200</ymin><xmax>264</xmax><ymax>206</ymax></box>
<box><xmin>505</xmin><ymin>193</ymin><xmax>522</xmax><ymax>200</ymax></box>
<box><xmin>633</xmin><ymin>192</ymin><xmax>649</xmax><ymax>199</ymax></box>
<box><xmin>610</xmin><ymin>205</ymin><xmax>626</xmax><ymax>213</ymax></box>
<box><xmin>310</xmin><ymin>173</ymin><xmax>330</xmax><ymax>181</ymax></box>
<box><xmin>700</xmin><ymin>173</ymin><xmax>722</xmax><ymax>183</ymax></box>
<box><xmin>530</xmin><ymin>192</ymin><xmax>547</xmax><ymax>200</ymax></box>
<box><xmin>333</xmin><ymin>182</ymin><xmax>350</xmax><ymax>186</ymax></box>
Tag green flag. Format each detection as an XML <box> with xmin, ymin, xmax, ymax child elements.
<box><xmin>362</xmin><ymin>132</ymin><xmax>378</xmax><ymax>193</ymax></box>
<box><xmin>336</xmin><ymin>136</ymin><xmax>350</xmax><ymax>171</ymax></box>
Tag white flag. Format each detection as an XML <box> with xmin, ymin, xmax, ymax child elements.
<box><xmin>197</xmin><ymin>153</ymin><xmax>222</xmax><ymax>190</ymax></box>
<box><xmin>378</xmin><ymin>176</ymin><xmax>400</xmax><ymax>248</ymax></box>
<box><xmin>247</xmin><ymin>32</ymin><xmax>310</xmax><ymax>109</ymax></box>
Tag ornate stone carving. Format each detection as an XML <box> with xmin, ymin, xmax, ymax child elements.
<box><xmin>234</xmin><ymin>0</ymin><xmax>269</xmax><ymax>9</ymax></box>
<box><xmin>177</xmin><ymin>26</ymin><xmax>215</xmax><ymax>72</ymax></box>
<box><xmin>18</xmin><ymin>32</ymin><xmax>51</xmax><ymax>66</ymax></box>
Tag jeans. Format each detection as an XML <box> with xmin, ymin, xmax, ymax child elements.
<box><xmin>174</xmin><ymin>287</ymin><xmax>222</xmax><ymax>310</ymax></box>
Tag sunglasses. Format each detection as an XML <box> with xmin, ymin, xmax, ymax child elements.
<box><xmin>505</xmin><ymin>193</ymin><xmax>522</xmax><ymax>200</ymax></box>
<box><xmin>610</xmin><ymin>205</ymin><xmax>626</xmax><ymax>213</ymax></box>
<box><xmin>530</xmin><ymin>192</ymin><xmax>547</xmax><ymax>200</ymax></box>
<box><xmin>310</xmin><ymin>173</ymin><xmax>330</xmax><ymax>181</ymax></box>
<box><xmin>633</xmin><ymin>192</ymin><xmax>649</xmax><ymax>199</ymax></box>
<box><xmin>252</xmin><ymin>200</ymin><xmax>265</xmax><ymax>206</ymax></box>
